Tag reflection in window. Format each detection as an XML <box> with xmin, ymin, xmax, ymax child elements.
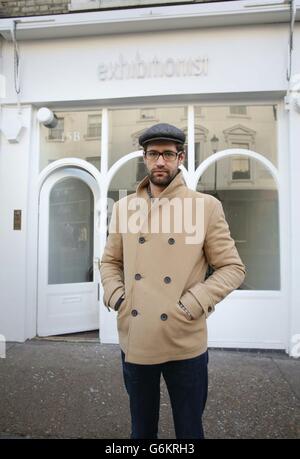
<box><xmin>195</xmin><ymin>142</ymin><xmax>201</xmax><ymax>169</ymax></box>
<box><xmin>108</xmin><ymin>106</ymin><xmax>186</xmax><ymax>169</ymax></box>
<box><xmin>195</xmin><ymin>106</ymin><xmax>202</xmax><ymax>117</ymax></box>
<box><xmin>197</xmin><ymin>156</ymin><xmax>280</xmax><ymax>290</ymax></box>
<box><xmin>136</xmin><ymin>156</ymin><xmax>147</xmax><ymax>183</ymax></box>
<box><xmin>87</xmin><ymin>114</ymin><xmax>101</xmax><ymax>138</ymax></box>
<box><xmin>86</xmin><ymin>156</ymin><xmax>100</xmax><ymax>170</ymax></box>
<box><xmin>194</xmin><ymin>105</ymin><xmax>277</xmax><ymax>166</ymax></box>
<box><xmin>108</xmin><ymin>158</ymin><xmax>141</xmax><ymax>228</ymax></box>
<box><xmin>232</xmin><ymin>157</ymin><xmax>251</xmax><ymax>180</ymax></box>
<box><xmin>229</xmin><ymin>105</ymin><xmax>247</xmax><ymax>116</ymax></box>
<box><xmin>49</xmin><ymin>117</ymin><xmax>64</xmax><ymax>141</ymax></box>
<box><xmin>194</xmin><ymin>125</ymin><xmax>209</xmax><ymax>169</ymax></box>
<box><xmin>40</xmin><ymin>110</ymin><xmax>101</xmax><ymax>171</ymax></box>
<box><xmin>109</xmin><ymin>157</ymin><xmax>140</xmax><ymax>202</ymax></box>
<box><xmin>224</xmin><ymin>125</ymin><xmax>255</xmax><ymax>150</ymax></box>
<box><xmin>140</xmin><ymin>108</ymin><xmax>156</xmax><ymax>121</ymax></box>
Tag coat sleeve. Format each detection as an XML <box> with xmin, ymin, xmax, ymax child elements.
<box><xmin>180</xmin><ymin>199</ymin><xmax>246</xmax><ymax>318</ymax></box>
<box><xmin>100</xmin><ymin>202</ymin><xmax>125</xmax><ymax>311</ymax></box>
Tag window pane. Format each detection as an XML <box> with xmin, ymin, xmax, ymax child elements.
<box><xmin>40</xmin><ymin>110</ymin><xmax>102</xmax><ymax>171</ymax></box>
<box><xmin>232</xmin><ymin>157</ymin><xmax>251</xmax><ymax>180</ymax></box>
<box><xmin>49</xmin><ymin>118</ymin><xmax>64</xmax><ymax>140</ymax></box>
<box><xmin>108</xmin><ymin>157</ymin><xmax>141</xmax><ymax>200</ymax></box>
<box><xmin>108</xmin><ymin>106</ymin><xmax>187</xmax><ymax>168</ymax></box>
<box><xmin>48</xmin><ymin>178</ymin><xmax>94</xmax><ymax>284</ymax></box>
<box><xmin>197</xmin><ymin>156</ymin><xmax>280</xmax><ymax>290</ymax></box>
<box><xmin>194</xmin><ymin>105</ymin><xmax>277</xmax><ymax>169</ymax></box>
<box><xmin>107</xmin><ymin>157</ymin><xmax>141</xmax><ymax>227</ymax></box>
<box><xmin>230</xmin><ymin>105</ymin><xmax>247</xmax><ymax>116</ymax></box>
<box><xmin>87</xmin><ymin>114</ymin><xmax>101</xmax><ymax>138</ymax></box>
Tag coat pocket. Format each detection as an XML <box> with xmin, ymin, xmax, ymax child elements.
<box><xmin>176</xmin><ymin>301</ymin><xmax>194</xmax><ymax>321</ymax></box>
<box><xmin>116</xmin><ymin>296</ymin><xmax>127</xmax><ymax>314</ymax></box>
<box><xmin>178</xmin><ymin>291</ymin><xmax>205</xmax><ymax>320</ymax></box>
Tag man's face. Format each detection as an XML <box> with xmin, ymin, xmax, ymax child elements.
<box><xmin>143</xmin><ymin>141</ymin><xmax>185</xmax><ymax>188</ymax></box>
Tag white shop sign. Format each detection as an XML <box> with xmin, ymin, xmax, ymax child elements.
<box><xmin>98</xmin><ymin>53</ymin><xmax>209</xmax><ymax>80</ymax></box>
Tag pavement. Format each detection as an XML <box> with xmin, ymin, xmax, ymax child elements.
<box><xmin>0</xmin><ymin>338</ymin><xmax>299</xmax><ymax>439</ymax></box>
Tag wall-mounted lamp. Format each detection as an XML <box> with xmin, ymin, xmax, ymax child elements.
<box><xmin>210</xmin><ymin>134</ymin><xmax>219</xmax><ymax>154</ymax></box>
<box><xmin>37</xmin><ymin>107</ymin><xmax>58</xmax><ymax>128</ymax></box>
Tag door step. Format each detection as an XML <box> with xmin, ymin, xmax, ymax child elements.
<box><xmin>34</xmin><ymin>330</ymin><xmax>99</xmax><ymax>343</ymax></box>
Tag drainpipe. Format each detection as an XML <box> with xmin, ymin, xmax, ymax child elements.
<box><xmin>0</xmin><ymin>20</ymin><xmax>25</xmax><ymax>143</ymax></box>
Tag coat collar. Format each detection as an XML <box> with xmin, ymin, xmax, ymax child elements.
<box><xmin>136</xmin><ymin>170</ymin><xmax>187</xmax><ymax>200</ymax></box>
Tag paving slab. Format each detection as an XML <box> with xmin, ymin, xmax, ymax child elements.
<box><xmin>0</xmin><ymin>341</ymin><xmax>299</xmax><ymax>439</ymax></box>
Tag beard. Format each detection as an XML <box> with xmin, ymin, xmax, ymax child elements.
<box><xmin>149</xmin><ymin>169</ymin><xmax>178</xmax><ymax>187</ymax></box>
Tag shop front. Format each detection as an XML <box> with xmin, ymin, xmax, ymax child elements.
<box><xmin>0</xmin><ymin>1</ymin><xmax>299</xmax><ymax>355</ymax></box>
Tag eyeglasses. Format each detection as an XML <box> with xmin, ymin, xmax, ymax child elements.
<box><xmin>144</xmin><ymin>150</ymin><xmax>181</xmax><ymax>162</ymax></box>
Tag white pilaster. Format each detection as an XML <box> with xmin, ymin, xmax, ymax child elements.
<box><xmin>288</xmin><ymin>93</ymin><xmax>300</xmax><ymax>357</ymax></box>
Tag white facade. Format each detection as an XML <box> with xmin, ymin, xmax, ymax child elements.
<box><xmin>0</xmin><ymin>1</ymin><xmax>300</xmax><ymax>356</ymax></box>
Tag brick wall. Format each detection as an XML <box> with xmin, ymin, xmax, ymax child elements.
<box><xmin>0</xmin><ymin>0</ymin><xmax>222</xmax><ymax>18</ymax></box>
<box><xmin>1</xmin><ymin>0</ymin><xmax>70</xmax><ymax>17</ymax></box>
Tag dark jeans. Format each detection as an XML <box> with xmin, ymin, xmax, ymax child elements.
<box><xmin>121</xmin><ymin>350</ymin><xmax>208</xmax><ymax>439</ymax></box>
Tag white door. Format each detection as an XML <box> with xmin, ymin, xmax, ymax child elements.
<box><xmin>38</xmin><ymin>167</ymin><xmax>100</xmax><ymax>336</ymax></box>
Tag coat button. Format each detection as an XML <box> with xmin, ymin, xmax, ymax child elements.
<box><xmin>139</xmin><ymin>236</ymin><xmax>146</xmax><ymax>244</ymax></box>
<box><xmin>135</xmin><ymin>273</ymin><xmax>142</xmax><ymax>280</ymax></box>
<box><xmin>168</xmin><ymin>238</ymin><xmax>175</xmax><ymax>245</ymax></box>
<box><xmin>131</xmin><ymin>309</ymin><xmax>138</xmax><ymax>317</ymax></box>
<box><xmin>164</xmin><ymin>276</ymin><xmax>171</xmax><ymax>284</ymax></box>
<box><xmin>160</xmin><ymin>313</ymin><xmax>168</xmax><ymax>321</ymax></box>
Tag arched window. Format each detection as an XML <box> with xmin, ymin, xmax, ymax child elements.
<box><xmin>197</xmin><ymin>154</ymin><xmax>280</xmax><ymax>290</ymax></box>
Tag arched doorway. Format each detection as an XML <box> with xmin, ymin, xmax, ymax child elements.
<box><xmin>37</xmin><ymin>167</ymin><xmax>100</xmax><ymax>336</ymax></box>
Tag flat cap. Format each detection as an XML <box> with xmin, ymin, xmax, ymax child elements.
<box><xmin>139</xmin><ymin>123</ymin><xmax>186</xmax><ymax>147</ymax></box>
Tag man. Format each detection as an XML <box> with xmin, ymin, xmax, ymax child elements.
<box><xmin>100</xmin><ymin>123</ymin><xmax>245</xmax><ymax>439</ymax></box>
